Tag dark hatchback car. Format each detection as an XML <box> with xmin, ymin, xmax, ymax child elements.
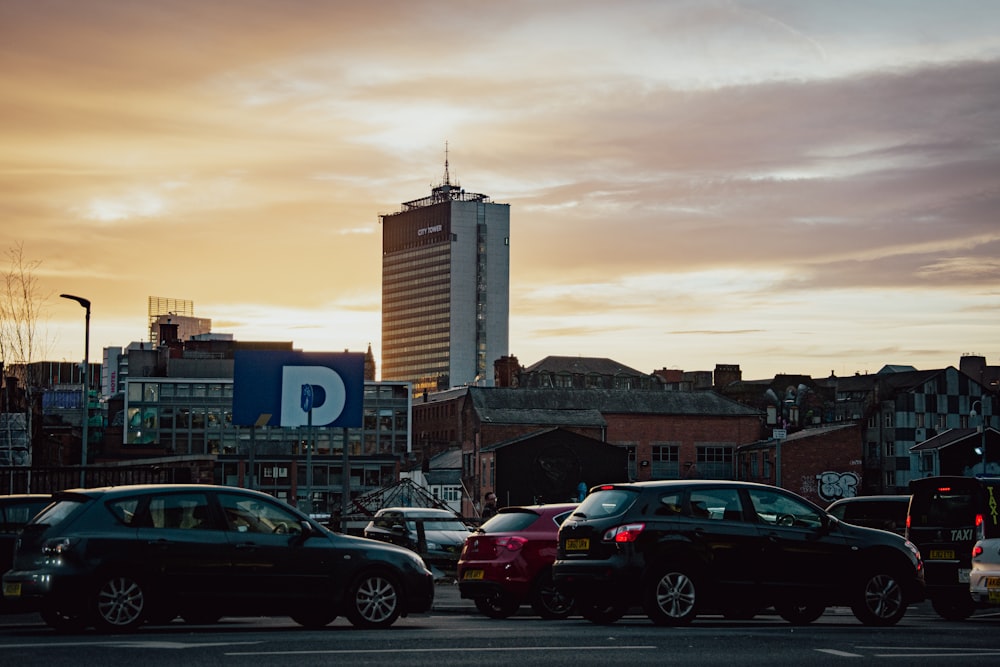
<box><xmin>0</xmin><ymin>494</ymin><xmax>51</xmax><ymax>612</ymax></box>
<box><xmin>554</xmin><ymin>480</ymin><xmax>924</xmax><ymax>627</ymax></box>
<box><xmin>826</xmin><ymin>495</ymin><xmax>910</xmax><ymax>536</ymax></box>
<box><xmin>906</xmin><ymin>475</ymin><xmax>1000</xmax><ymax>620</ymax></box>
<box><xmin>458</xmin><ymin>503</ymin><xmax>577</xmax><ymax>619</ymax></box>
<box><xmin>2</xmin><ymin>484</ymin><xmax>434</xmax><ymax>632</ymax></box>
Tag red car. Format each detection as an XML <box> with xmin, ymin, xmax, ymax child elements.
<box><xmin>458</xmin><ymin>503</ymin><xmax>577</xmax><ymax>619</ymax></box>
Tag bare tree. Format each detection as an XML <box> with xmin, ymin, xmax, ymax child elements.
<box><xmin>0</xmin><ymin>242</ymin><xmax>48</xmax><ymax>469</ymax></box>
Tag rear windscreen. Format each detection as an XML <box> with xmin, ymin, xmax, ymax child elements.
<box><xmin>908</xmin><ymin>488</ymin><xmax>977</xmax><ymax>528</ymax></box>
<box><xmin>479</xmin><ymin>510</ymin><xmax>540</xmax><ymax>533</ymax></box>
<box><xmin>573</xmin><ymin>489</ymin><xmax>639</xmax><ymax>518</ymax></box>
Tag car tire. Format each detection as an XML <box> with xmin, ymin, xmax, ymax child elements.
<box><xmin>775</xmin><ymin>602</ymin><xmax>825</xmax><ymax>625</ymax></box>
<box><xmin>643</xmin><ymin>565</ymin><xmax>700</xmax><ymax>626</ymax></box>
<box><xmin>529</xmin><ymin>570</ymin><xmax>575</xmax><ymax>619</ymax></box>
<box><xmin>91</xmin><ymin>573</ymin><xmax>147</xmax><ymax>633</ymax></box>
<box><xmin>931</xmin><ymin>594</ymin><xmax>975</xmax><ymax>622</ymax></box>
<box><xmin>474</xmin><ymin>591</ymin><xmax>520</xmax><ymax>619</ymax></box>
<box><xmin>345</xmin><ymin>571</ymin><xmax>402</xmax><ymax>629</ymax></box>
<box><xmin>579</xmin><ymin>599</ymin><xmax>628</xmax><ymax>625</ymax></box>
<box><xmin>850</xmin><ymin>571</ymin><xmax>907</xmax><ymax>626</ymax></box>
<box><xmin>41</xmin><ymin>607</ymin><xmax>88</xmax><ymax>634</ymax></box>
<box><xmin>291</xmin><ymin>608</ymin><xmax>338</xmax><ymax>628</ymax></box>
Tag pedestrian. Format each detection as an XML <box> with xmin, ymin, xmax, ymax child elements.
<box><xmin>482</xmin><ymin>492</ymin><xmax>498</xmax><ymax>519</ymax></box>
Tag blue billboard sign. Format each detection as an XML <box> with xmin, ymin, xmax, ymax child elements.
<box><xmin>232</xmin><ymin>351</ymin><xmax>364</xmax><ymax>428</ymax></box>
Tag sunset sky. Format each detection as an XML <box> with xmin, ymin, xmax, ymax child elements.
<box><xmin>3</xmin><ymin>0</ymin><xmax>999</xmax><ymax>382</ymax></box>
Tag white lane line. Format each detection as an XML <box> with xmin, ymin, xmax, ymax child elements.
<box><xmin>815</xmin><ymin>649</ymin><xmax>863</xmax><ymax>658</ymax></box>
<box><xmin>227</xmin><ymin>645</ymin><xmax>658</xmax><ymax>657</ymax></box>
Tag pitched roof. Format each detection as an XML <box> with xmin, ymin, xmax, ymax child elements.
<box><xmin>467</xmin><ymin>387</ymin><xmax>761</xmax><ymax>417</ymax></box>
<box><xmin>522</xmin><ymin>355</ymin><xmax>648</xmax><ymax>377</ymax></box>
<box><xmin>909</xmin><ymin>427</ymin><xmax>989</xmax><ymax>452</ymax></box>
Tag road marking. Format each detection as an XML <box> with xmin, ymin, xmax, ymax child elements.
<box><xmin>815</xmin><ymin>649</ymin><xmax>863</xmax><ymax>658</ymax></box>
<box><xmin>0</xmin><ymin>641</ymin><xmax>263</xmax><ymax>650</ymax></box>
<box><xmin>227</xmin><ymin>645</ymin><xmax>659</xmax><ymax>657</ymax></box>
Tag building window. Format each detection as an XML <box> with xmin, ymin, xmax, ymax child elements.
<box><xmin>866</xmin><ymin>442</ymin><xmax>878</xmax><ymax>459</ymax></box>
<box><xmin>916</xmin><ymin>413</ymin><xmax>925</xmax><ymax>428</ymax></box>
<box><xmin>885</xmin><ymin>470</ymin><xmax>896</xmax><ymax>488</ymax></box>
<box><xmin>763</xmin><ymin>451</ymin><xmax>771</xmax><ymax>478</ymax></box>
<box><xmin>885</xmin><ymin>441</ymin><xmax>896</xmax><ymax>457</ymax></box>
<box><xmin>696</xmin><ymin>445</ymin><xmax>734</xmax><ymax>479</ymax></box>
<box><xmin>651</xmin><ymin>445</ymin><xmax>679</xmax><ymax>479</ymax></box>
<box><xmin>884</xmin><ymin>412</ymin><xmax>893</xmax><ymax>428</ymax></box>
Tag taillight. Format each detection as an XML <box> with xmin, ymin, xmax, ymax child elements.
<box><xmin>494</xmin><ymin>536</ymin><xmax>527</xmax><ymax>551</ymax></box>
<box><xmin>41</xmin><ymin>537</ymin><xmax>77</xmax><ymax>556</ymax></box>
<box><xmin>603</xmin><ymin>523</ymin><xmax>645</xmax><ymax>543</ymax></box>
<box><xmin>976</xmin><ymin>513</ymin><xmax>984</xmax><ymax>528</ymax></box>
<box><xmin>973</xmin><ymin>544</ymin><xmax>984</xmax><ymax>559</ymax></box>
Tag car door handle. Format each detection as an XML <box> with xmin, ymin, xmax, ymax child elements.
<box><xmin>234</xmin><ymin>542</ymin><xmax>259</xmax><ymax>550</ymax></box>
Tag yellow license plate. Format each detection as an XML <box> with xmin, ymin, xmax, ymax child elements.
<box><xmin>986</xmin><ymin>576</ymin><xmax>1000</xmax><ymax>588</ymax></box>
<box><xmin>928</xmin><ymin>549</ymin><xmax>955</xmax><ymax>560</ymax></box>
<box><xmin>2</xmin><ymin>582</ymin><xmax>20</xmax><ymax>598</ymax></box>
<box><xmin>463</xmin><ymin>570</ymin><xmax>484</xmax><ymax>580</ymax></box>
<box><xmin>566</xmin><ymin>538</ymin><xmax>590</xmax><ymax>551</ymax></box>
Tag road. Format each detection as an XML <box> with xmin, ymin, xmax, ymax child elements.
<box><xmin>0</xmin><ymin>600</ymin><xmax>998</xmax><ymax>666</ymax></box>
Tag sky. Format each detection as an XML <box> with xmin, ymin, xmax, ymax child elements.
<box><xmin>3</xmin><ymin>0</ymin><xmax>999</xmax><ymax>382</ymax></box>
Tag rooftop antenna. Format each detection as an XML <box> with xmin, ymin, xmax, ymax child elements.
<box><xmin>443</xmin><ymin>141</ymin><xmax>451</xmax><ymax>186</ymax></box>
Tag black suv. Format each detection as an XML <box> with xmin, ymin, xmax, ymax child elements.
<box><xmin>2</xmin><ymin>484</ymin><xmax>434</xmax><ymax>632</ymax></box>
<box><xmin>553</xmin><ymin>480</ymin><xmax>924</xmax><ymax>626</ymax></box>
<box><xmin>907</xmin><ymin>475</ymin><xmax>1000</xmax><ymax>620</ymax></box>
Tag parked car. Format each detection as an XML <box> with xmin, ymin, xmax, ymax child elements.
<box><xmin>0</xmin><ymin>494</ymin><xmax>51</xmax><ymax>612</ymax></box>
<box><xmin>907</xmin><ymin>475</ymin><xmax>1000</xmax><ymax>620</ymax></box>
<box><xmin>1</xmin><ymin>484</ymin><xmax>434</xmax><ymax>632</ymax></box>
<box><xmin>826</xmin><ymin>495</ymin><xmax>910</xmax><ymax>536</ymax></box>
<box><xmin>363</xmin><ymin>507</ymin><xmax>472</xmax><ymax>572</ymax></box>
<box><xmin>458</xmin><ymin>503</ymin><xmax>577</xmax><ymax>619</ymax></box>
<box><xmin>971</xmin><ymin>536</ymin><xmax>1000</xmax><ymax>607</ymax></box>
<box><xmin>553</xmin><ymin>480</ymin><xmax>924</xmax><ymax>627</ymax></box>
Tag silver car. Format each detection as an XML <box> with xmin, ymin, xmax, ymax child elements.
<box><xmin>971</xmin><ymin>537</ymin><xmax>1000</xmax><ymax>606</ymax></box>
<box><xmin>363</xmin><ymin>507</ymin><xmax>472</xmax><ymax>573</ymax></box>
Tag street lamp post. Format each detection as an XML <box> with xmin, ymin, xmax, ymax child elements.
<box><xmin>60</xmin><ymin>294</ymin><xmax>90</xmax><ymax>487</ymax></box>
<box><xmin>971</xmin><ymin>399</ymin><xmax>989</xmax><ymax>476</ymax></box>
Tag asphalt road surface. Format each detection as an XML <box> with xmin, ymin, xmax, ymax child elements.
<box><xmin>0</xmin><ymin>600</ymin><xmax>998</xmax><ymax>666</ymax></box>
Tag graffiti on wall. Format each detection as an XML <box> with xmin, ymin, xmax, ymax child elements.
<box><xmin>816</xmin><ymin>471</ymin><xmax>860</xmax><ymax>504</ymax></box>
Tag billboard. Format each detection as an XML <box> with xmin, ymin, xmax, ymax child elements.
<box><xmin>232</xmin><ymin>351</ymin><xmax>364</xmax><ymax>428</ymax></box>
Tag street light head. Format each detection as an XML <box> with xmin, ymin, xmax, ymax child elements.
<box><xmin>60</xmin><ymin>293</ymin><xmax>91</xmax><ymax>309</ymax></box>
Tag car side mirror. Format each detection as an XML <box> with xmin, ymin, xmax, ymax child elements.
<box><xmin>390</xmin><ymin>525</ymin><xmax>407</xmax><ymax>535</ymax></box>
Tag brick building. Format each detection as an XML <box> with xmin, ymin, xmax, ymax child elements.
<box><xmin>736</xmin><ymin>423</ymin><xmax>864</xmax><ymax>507</ymax></box>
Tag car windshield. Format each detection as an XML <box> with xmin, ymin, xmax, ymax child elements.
<box><xmin>408</xmin><ymin>519</ymin><xmax>468</xmax><ymax>531</ymax></box>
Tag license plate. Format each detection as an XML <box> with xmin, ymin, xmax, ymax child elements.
<box><xmin>990</xmin><ymin>590</ymin><xmax>1000</xmax><ymax>604</ymax></box>
<box><xmin>958</xmin><ymin>569</ymin><xmax>971</xmax><ymax>583</ymax></box>
<box><xmin>987</xmin><ymin>576</ymin><xmax>1000</xmax><ymax>588</ymax></box>
<box><xmin>928</xmin><ymin>549</ymin><xmax>955</xmax><ymax>560</ymax></box>
<box><xmin>2</xmin><ymin>582</ymin><xmax>20</xmax><ymax>598</ymax></box>
<box><xmin>566</xmin><ymin>538</ymin><xmax>590</xmax><ymax>551</ymax></box>
<box><xmin>463</xmin><ymin>570</ymin><xmax>484</xmax><ymax>580</ymax></box>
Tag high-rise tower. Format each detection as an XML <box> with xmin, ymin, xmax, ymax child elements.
<box><xmin>380</xmin><ymin>151</ymin><xmax>510</xmax><ymax>394</ymax></box>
